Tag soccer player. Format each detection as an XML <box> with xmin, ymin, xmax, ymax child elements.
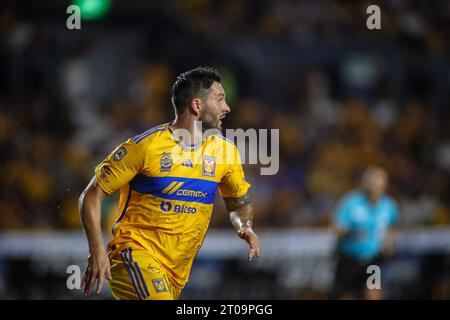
<box><xmin>331</xmin><ymin>167</ymin><xmax>399</xmax><ymax>300</ymax></box>
<box><xmin>78</xmin><ymin>67</ymin><xmax>260</xmax><ymax>299</ymax></box>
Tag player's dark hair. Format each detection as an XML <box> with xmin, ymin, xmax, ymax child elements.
<box><xmin>171</xmin><ymin>66</ymin><xmax>221</xmax><ymax>115</ymax></box>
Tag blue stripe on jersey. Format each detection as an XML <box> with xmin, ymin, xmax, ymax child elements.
<box><xmin>130</xmin><ymin>175</ymin><xmax>218</xmax><ymax>205</ymax></box>
<box><xmin>133</xmin><ymin>128</ymin><xmax>165</xmax><ymax>144</ymax></box>
<box><xmin>131</xmin><ymin>125</ymin><xmax>165</xmax><ymax>144</ymax></box>
<box><xmin>216</xmin><ymin>134</ymin><xmax>233</xmax><ymax>144</ymax></box>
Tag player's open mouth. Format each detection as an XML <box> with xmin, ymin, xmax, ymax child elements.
<box><xmin>218</xmin><ymin>115</ymin><xmax>226</xmax><ymax>127</ymax></box>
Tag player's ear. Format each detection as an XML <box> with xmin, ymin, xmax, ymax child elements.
<box><xmin>190</xmin><ymin>98</ymin><xmax>202</xmax><ymax>116</ymax></box>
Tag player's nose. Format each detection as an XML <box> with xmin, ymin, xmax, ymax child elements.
<box><xmin>223</xmin><ymin>103</ymin><xmax>230</xmax><ymax>114</ymax></box>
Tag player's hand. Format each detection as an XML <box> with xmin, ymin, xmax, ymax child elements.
<box><xmin>239</xmin><ymin>228</ymin><xmax>260</xmax><ymax>262</ymax></box>
<box><xmin>81</xmin><ymin>248</ymin><xmax>112</xmax><ymax>296</ymax></box>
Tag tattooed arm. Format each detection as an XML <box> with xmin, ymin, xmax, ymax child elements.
<box><xmin>223</xmin><ymin>193</ymin><xmax>260</xmax><ymax>262</ymax></box>
<box><xmin>225</xmin><ymin>193</ymin><xmax>253</xmax><ymax>236</ymax></box>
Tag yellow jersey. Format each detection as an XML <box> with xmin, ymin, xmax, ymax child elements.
<box><xmin>95</xmin><ymin>123</ymin><xmax>250</xmax><ymax>288</ymax></box>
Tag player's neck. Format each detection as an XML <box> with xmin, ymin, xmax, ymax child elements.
<box><xmin>169</xmin><ymin>116</ymin><xmax>204</xmax><ymax>145</ymax></box>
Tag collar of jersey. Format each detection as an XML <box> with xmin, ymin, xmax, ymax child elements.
<box><xmin>166</xmin><ymin>122</ymin><xmax>217</xmax><ymax>151</ymax></box>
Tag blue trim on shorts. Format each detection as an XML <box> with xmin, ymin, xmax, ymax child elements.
<box><xmin>129</xmin><ymin>248</ymin><xmax>150</xmax><ymax>297</ymax></box>
<box><xmin>120</xmin><ymin>249</ymin><xmax>143</xmax><ymax>300</ymax></box>
<box><xmin>125</xmin><ymin>248</ymin><xmax>147</xmax><ymax>299</ymax></box>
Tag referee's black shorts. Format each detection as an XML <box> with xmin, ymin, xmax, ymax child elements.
<box><xmin>331</xmin><ymin>251</ymin><xmax>382</xmax><ymax>299</ymax></box>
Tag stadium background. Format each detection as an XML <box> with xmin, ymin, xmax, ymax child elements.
<box><xmin>0</xmin><ymin>0</ymin><xmax>449</xmax><ymax>299</ymax></box>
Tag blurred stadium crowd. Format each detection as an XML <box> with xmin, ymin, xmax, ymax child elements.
<box><xmin>0</xmin><ymin>0</ymin><xmax>449</xmax><ymax>232</ymax></box>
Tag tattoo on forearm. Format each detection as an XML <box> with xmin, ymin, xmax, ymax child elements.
<box><xmin>223</xmin><ymin>193</ymin><xmax>251</xmax><ymax>211</ymax></box>
<box><xmin>224</xmin><ymin>193</ymin><xmax>253</xmax><ymax>234</ymax></box>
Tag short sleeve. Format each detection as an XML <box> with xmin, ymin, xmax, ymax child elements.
<box><xmin>218</xmin><ymin>144</ymin><xmax>251</xmax><ymax>198</ymax></box>
<box><xmin>95</xmin><ymin>139</ymin><xmax>146</xmax><ymax>194</ymax></box>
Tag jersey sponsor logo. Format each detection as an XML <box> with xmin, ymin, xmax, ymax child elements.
<box><xmin>162</xmin><ymin>181</ymin><xmax>207</xmax><ymax>199</ymax></box>
<box><xmin>113</xmin><ymin>146</ymin><xmax>127</xmax><ymax>161</ymax></box>
<box><xmin>160</xmin><ymin>201</ymin><xmax>197</xmax><ymax>214</ymax></box>
<box><xmin>160</xmin><ymin>152</ymin><xmax>173</xmax><ymax>172</ymax></box>
<box><xmin>174</xmin><ymin>204</ymin><xmax>197</xmax><ymax>214</ymax></box>
<box><xmin>152</xmin><ymin>278</ymin><xmax>168</xmax><ymax>293</ymax></box>
<box><xmin>182</xmin><ymin>159</ymin><xmax>194</xmax><ymax>168</ymax></box>
<box><xmin>162</xmin><ymin>181</ymin><xmax>184</xmax><ymax>195</ymax></box>
<box><xmin>160</xmin><ymin>200</ymin><xmax>172</xmax><ymax>212</ymax></box>
<box><xmin>176</xmin><ymin>189</ymin><xmax>207</xmax><ymax>198</ymax></box>
<box><xmin>130</xmin><ymin>175</ymin><xmax>218</xmax><ymax>205</ymax></box>
<box><xmin>202</xmin><ymin>156</ymin><xmax>216</xmax><ymax>177</ymax></box>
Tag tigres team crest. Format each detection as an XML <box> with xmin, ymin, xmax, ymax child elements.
<box><xmin>152</xmin><ymin>278</ymin><xmax>168</xmax><ymax>293</ymax></box>
<box><xmin>202</xmin><ymin>156</ymin><xmax>216</xmax><ymax>177</ymax></box>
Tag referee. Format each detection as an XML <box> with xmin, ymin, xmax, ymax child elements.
<box><xmin>331</xmin><ymin>167</ymin><xmax>399</xmax><ymax>299</ymax></box>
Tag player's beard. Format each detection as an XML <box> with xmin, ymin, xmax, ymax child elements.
<box><xmin>199</xmin><ymin>103</ymin><xmax>222</xmax><ymax>131</ymax></box>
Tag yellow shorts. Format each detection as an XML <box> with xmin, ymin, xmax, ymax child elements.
<box><xmin>108</xmin><ymin>247</ymin><xmax>182</xmax><ymax>300</ymax></box>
